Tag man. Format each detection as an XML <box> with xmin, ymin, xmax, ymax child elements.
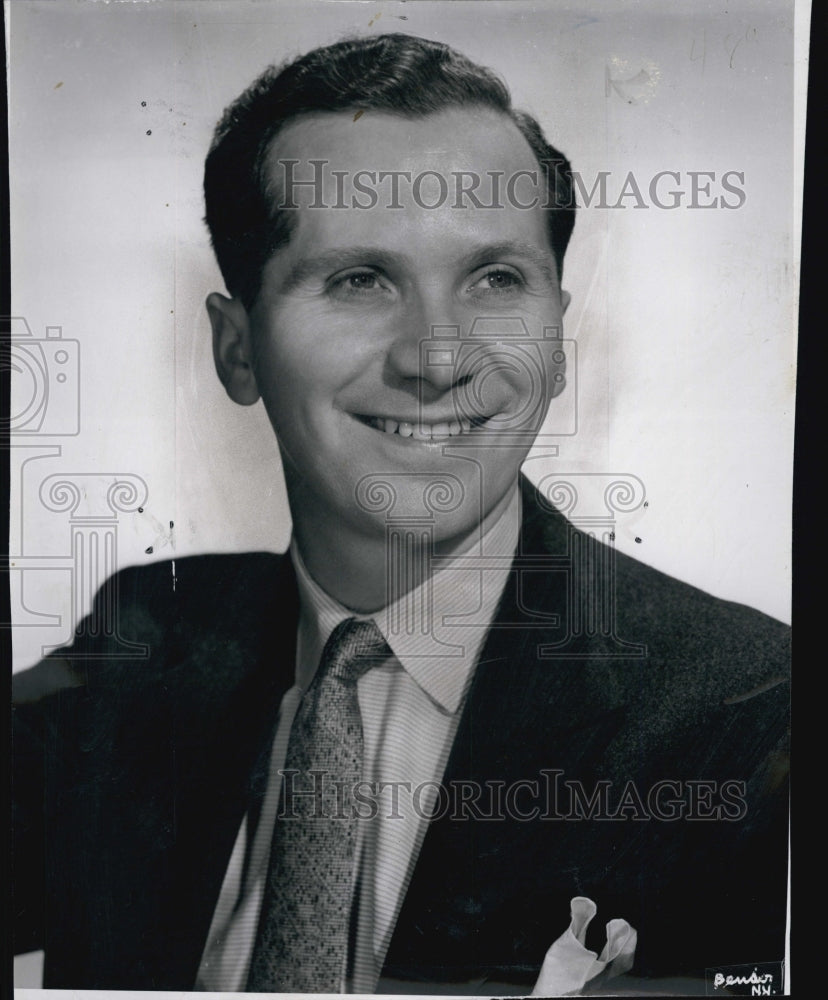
<box><xmin>12</xmin><ymin>32</ymin><xmax>789</xmax><ymax>995</ymax></box>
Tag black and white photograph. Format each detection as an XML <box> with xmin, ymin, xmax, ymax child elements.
<box><xmin>9</xmin><ymin>1</ymin><xmax>801</xmax><ymax>995</ymax></box>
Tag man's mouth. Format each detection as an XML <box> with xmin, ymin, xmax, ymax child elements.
<box><xmin>353</xmin><ymin>413</ymin><xmax>493</xmax><ymax>439</ymax></box>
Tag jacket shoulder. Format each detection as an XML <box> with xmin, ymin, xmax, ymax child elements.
<box><xmin>518</xmin><ymin>476</ymin><xmax>789</xmax><ymax>706</ymax></box>
<box><xmin>12</xmin><ymin>551</ymin><xmax>290</xmax><ymax>704</ymax></box>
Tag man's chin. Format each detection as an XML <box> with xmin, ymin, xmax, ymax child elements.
<box><xmin>351</xmin><ymin>470</ymin><xmax>520</xmax><ymax>557</ymax></box>
<box><xmin>352</xmin><ymin>466</ymin><xmax>480</xmax><ymax>528</ymax></box>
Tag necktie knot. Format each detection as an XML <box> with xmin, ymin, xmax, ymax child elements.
<box><xmin>324</xmin><ymin>617</ymin><xmax>389</xmax><ymax>685</ymax></box>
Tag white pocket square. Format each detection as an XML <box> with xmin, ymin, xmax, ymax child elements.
<box><xmin>531</xmin><ymin>896</ymin><xmax>637</xmax><ymax>997</ymax></box>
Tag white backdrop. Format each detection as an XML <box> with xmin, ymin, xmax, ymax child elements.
<box><xmin>9</xmin><ymin>0</ymin><xmax>803</xmax><ymax>672</ymax></box>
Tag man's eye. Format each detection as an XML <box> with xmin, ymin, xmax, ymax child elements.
<box><xmin>472</xmin><ymin>269</ymin><xmax>523</xmax><ymax>293</ymax></box>
<box><xmin>329</xmin><ymin>270</ymin><xmax>387</xmax><ymax>297</ymax></box>
<box><xmin>347</xmin><ymin>273</ymin><xmax>378</xmax><ymax>290</ymax></box>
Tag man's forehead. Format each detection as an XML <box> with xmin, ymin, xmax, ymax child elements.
<box><xmin>265</xmin><ymin>105</ymin><xmax>540</xmax><ymax>177</ymax></box>
<box><xmin>259</xmin><ymin>107</ymin><xmax>556</xmax><ymax>266</ymax></box>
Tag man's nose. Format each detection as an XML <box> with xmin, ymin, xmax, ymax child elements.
<box><xmin>385</xmin><ymin>292</ymin><xmax>468</xmax><ymax>395</ymax></box>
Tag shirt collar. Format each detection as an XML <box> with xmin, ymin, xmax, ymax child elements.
<box><xmin>290</xmin><ymin>484</ymin><xmax>520</xmax><ymax>715</ymax></box>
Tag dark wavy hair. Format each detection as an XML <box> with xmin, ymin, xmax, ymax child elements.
<box><xmin>204</xmin><ymin>33</ymin><xmax>576</xmax><ymax>307</ymax></box>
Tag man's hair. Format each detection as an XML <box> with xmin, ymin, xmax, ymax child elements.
<box><xmin>204</xmin><ymin>32</ymin><xmax>576</xmax><ymax>307</ymax></box>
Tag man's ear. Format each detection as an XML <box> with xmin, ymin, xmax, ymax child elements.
<box><xmin>207</xmin><ymin>293</ymin><xmax>261</xmax><ymax>405</ymax></box>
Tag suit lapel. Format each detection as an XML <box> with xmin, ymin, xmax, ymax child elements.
<box><xmin>381</xmin><ymin>480</ymin><xmax>635</xmax><ymax>988</ymax></box>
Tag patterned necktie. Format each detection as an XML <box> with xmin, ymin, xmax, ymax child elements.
<box><xmin>246</xmin><ymin>617</ymin><xmax>389</xmax><ymax>993</ymax></box>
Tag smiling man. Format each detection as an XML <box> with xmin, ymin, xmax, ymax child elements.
<box><xmin>207</xmin><ymin>104</ymin><xmax>569</xmax><ymax>611</ymax></box>
<box><xmin>13</xmin><ymin>33</ymin><xmax>789</xmax><ymax>996</ymax></box>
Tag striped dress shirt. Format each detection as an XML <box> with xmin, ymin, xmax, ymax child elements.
<box><xmin>196</xmin><ymin>486</ymin><xmax>520</xmax><ymax>993</ymax></box>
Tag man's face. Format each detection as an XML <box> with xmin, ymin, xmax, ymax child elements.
<box><xmin>233</xmin><ymin>107</ymin><xmax>568</xmax><ymax>549</ymax></box>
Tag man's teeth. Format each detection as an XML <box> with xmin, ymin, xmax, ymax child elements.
<box><xmin>364</xmin><ymin>416</ymin><xmax>481</xmax><ymax>437</ymax></box>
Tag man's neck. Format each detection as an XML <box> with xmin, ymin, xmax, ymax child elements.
<box><xmin>289</xmin><ymin>480</ymin><xmax>522</xmax><ymax>614</ymax></box>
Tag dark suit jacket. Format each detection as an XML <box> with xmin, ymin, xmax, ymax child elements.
<box><xmin>12</xmin><ymin>478</ymin><xmax>790</xmax><ymax>993</ymax></box>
